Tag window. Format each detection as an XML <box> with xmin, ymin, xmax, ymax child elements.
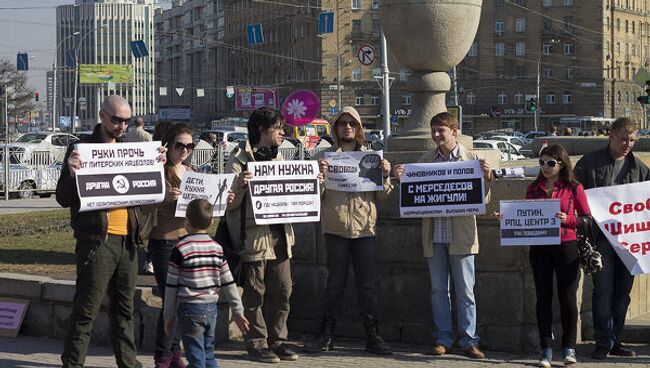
<box><xmin>563</xmin><ymin>0</ymin><xmax>573</xmax><ymax>5</ymax></box>
<box><xmin>495</xmin><ymin>20</ymin><xmax>505</xmax><ymax>35</ymax></box>
<box><xmin>546</xmin><ymin>93</ymin><xmax>556</xmax><ymax>104</ymax></box>
<box><xmin>543</xmin><ymin>67</ymin><xmax>553</xmax><ymax>78</ymax></box>
<box><xmin>352</xmin><ymin>67</ymin><xmax>361</xmax><ymax>81</ymax></box>
<box><xmin>543</xmin><ymin>0</ymin><xmax>552</xmax><ymax>6</ymax></box>
<box><xmin>543</xmin><ymin>43</ymin><xmax>553</xmax><ymax>55</ymax></box>
<box><xmin>514</xmin><ymin>91</ymin><xmax>524</xmax><ymax>104</ymax></box>
<box><xmin>351</xmin><ymin>0</ymin><xmax>361</xmax><ymax>10</ymax></box>
<box><xmin>564</xmin><ymin>16</ymin><xmax>575</xmax><ymax>33</ymax></box>
<box><xmin>495</xmin><ymin>42</ymin><xmax>505</xmax><ymax>56</ymax></box>
<box><xmin>633</xmin><ymin>44</ymin><xmax>637</xmax><ymax>56</ymax></box>
<box><xmin>563</xmin><ymin>91</ymin><xmax>572</xmax><ymax>104</ymax></box>
<box><xmin>372</xmin><ymin>68</ymin><xmax>381</xmax><ymax>77</ymax></box>
<box><xmin>372</xmin><ymin>20</ymin><xmax>381</xmax><ymax>33</ymax></box>
<box><xmin>352</xmin><ymin>19</ymin><xmax>361</xmax><ymax>33</ymax></box>
<box><xmin>371</xmin><ymin>0</ymin><xmax>379</xmax><ymax>9</ymax></box>
<box><xmin>617</xmin><ymin>18</ymin><xmax>620</xmax><ymax>32</ymax></box>
<box><xmin>625</xmin><ymin>91</ymin><xmax>630</xmax><ymax>103</ymax></box>
<box><xmin>515</xmin><ymin>65</ymin><xmax>525</xmax><ymax>78</ymax></box>
<box><xmin>564</xmin><ymin>43</ymin><xmax>573</xmax><ymax>55</ymax></box>
<box><xmin>370</xmin><ymin>96</ymin><xmax>380</xmax><ymax>105</ymax></box>
<box><xmin>543</xmin><ymin>17</ymin><xmax>552</xmax><ymax>31</ymax></box>
<box><xmin>616</xmin><ymin>42</ymin><xmax>621</xmax><ymax>55</ymax></box>
<box><xmin>466</xmin><ymin>91</ymin><xmax>476</xmax><ymax>105</ymax></box>
<box><xmin>355</xmin><ymin>96</ymin><xmax>364</xmax><ymax>105</ymax></box>
<box><xmin>498</xmin><ymin>91</ymin><xmax>508</xmax><ymax>104</ymax></box>
<box><xmin>515</xmin><ymin>18</ymin><xmax>526</xmax><ymax>32</ymax></box>
<box><xmin>403</xmin><ymin>95</ymin><xmax>412</xmax><ymax>105</ymax></box>
<box><xmin>468</xmin><ymin>42</ymin><xmax>478</xmax><ymax>57</ymax></box>
<box><xmin>626</xmin><ymin>20</ymin><xmax>629</xmax><ymax>33</ymax></box>
<box><xmin>496</xmin><ymin>0</ymin><xmax>505</xmax><ymax>6</ymax></box>
<box><xmin>564</xmin><ymin>68</ymin><xmax>573</xmax><ymax>79</ymax></box>
<box><xmin>399</xmin><ymin>68</ymin><xmax>409</xmax><ymax>81</ymax></box>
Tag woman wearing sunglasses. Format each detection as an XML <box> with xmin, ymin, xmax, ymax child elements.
<box><xmin>496</xmin><ymin>144</ymin><xmax>590</xmax><ymax>367</ymax></box>
<box><xmin>149</xmin><ymin>123</ymin><xmax>197</xmax><ymax>368</ymax></box>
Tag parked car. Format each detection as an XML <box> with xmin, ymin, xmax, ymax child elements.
<box><xmin>473</xmin><ymin>140</ymin><xmax>525</xmax><ymax>161</ymax></box>
<box><xmin>522</xmin><ymin>131</ymin><xmax>548</xmax><ymax>143</ymax></box>
<box><xmin>1</xmin><ymin>132</ymin><xmax>78</xmax><ymax>166</ymax></box>
<box><xmin>490</xmin><ymin>135</ymin><xmax>526</xmax><ymax>150</ymax></box>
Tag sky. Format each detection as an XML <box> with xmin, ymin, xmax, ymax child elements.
<box><xmin>0</xmin><ymin>0</ymin><xmax>74</xmax><ymax>95</ymax></box>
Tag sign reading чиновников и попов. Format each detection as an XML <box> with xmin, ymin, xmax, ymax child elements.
<box><xmin>74</xmin><ymin>141</ymin><xmax>165</xmax><ymax>212</ymax></box>
<box><xmin>324</xmin><ymin>151</ymin><xmax>384</xmax><ymax>192</ymax></box>
<box><xmin>399</xmin><ymin>160</ymin><xmax>485</xmax><ymax>218</ymax></box>
<box><xmin>499</xmin><ymin>199</ymin><xmax>561</xmax><ymax>246</ymax></box>
<box><xmin>248</xmin><ymin>161</ymin><xmax>320</xmax><ymax>225</ymax></box>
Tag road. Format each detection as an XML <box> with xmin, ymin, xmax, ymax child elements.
<box><xmin>0</xmin><ymin>196</ymin><xmax>62</xmax><ymax>215</ymax></box>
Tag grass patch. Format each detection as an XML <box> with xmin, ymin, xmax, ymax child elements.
<box><xmin>0</xmin><ymin>209</ymin><xmax>220</xmax><ymax>275</ymax></box>
<box><xmin>0</xmin><ymin>209</ymin><xmax>75</xmax><ymax>275</ymax></box>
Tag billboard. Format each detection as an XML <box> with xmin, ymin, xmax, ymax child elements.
<box><xmin>79</xmin><ymin>64</ymin><xmax>133</xmax><ymax>84</ymax></box>
<box><xmin>158</xmin><ymin>106</ymin><xmax>192</xmax><ymax>121</ymax></box>
<box><xmin>235</xmin><ymin>87</ymin><xmax>278</xmax><ymax>111</ymax></box>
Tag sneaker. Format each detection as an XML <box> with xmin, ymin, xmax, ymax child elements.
<box><xmin>610</xmin><ymin>344</ymin><xmax>636</xmax><ymax>357</ymax></box>
<box><xmin>591</xmin><ymin>346</ymin><xmax>609</xmax><ymax>360</ymax></box>
<box><xmin>430</xmin><ymin>344</ymin><xmax>449</xmax><ymax>356</ymax></box>
<box><xmin>465</xmin><ymin>345</ymin><xmax>486</xmax><ymax>359</ymax></box>
<box><xmin>142</xmin><ymin>261</ymin><xmax>154</xmax><ymax>275</ymax></box>
<box><xmin>537</xmin><ymin>347</ymin><xmax>552</xmax><ymax>367</ymax></box>
<box><xmin>273</xmin><ymin>344</ymin><xmax>299</xmax><ymax>361</ymax></box>
<box><xmin>248</xmin><ymin>348</ymin><xmax>280</xmax><ymax>363</ymax></box>
<box><xmin>563</xmin><ymin>348</ymin><xmax>577</xmax><ymax>365</ymax></box>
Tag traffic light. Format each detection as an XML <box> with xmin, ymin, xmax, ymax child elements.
<box><xmin>34</xmin><ymin>91</ymin><xmax>39</xmax><ymax>102</ymax></box>
<box><xmin>527</xmin><ymin>98</ymin><xmax>537</xmax><ymax>112</ymax></box>
<box><xmin>637</xmin><ymin>80</ymin><xmax>650</xmax><ymax>104</ymax></box>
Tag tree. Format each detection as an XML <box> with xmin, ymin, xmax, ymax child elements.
<box><xmin>0</xmin><ymin>58</ymin><xmax>36</xmax><ymax>120</ymax></box>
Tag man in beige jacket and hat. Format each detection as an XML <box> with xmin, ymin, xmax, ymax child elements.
<box><xmin>305</xmin><ymin>106</ymin><xmax>393</xmax><ymax>355</ymax></box>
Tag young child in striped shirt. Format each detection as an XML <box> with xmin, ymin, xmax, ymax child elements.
<box><xmin>163</xmin><ymin>198</ymin><xmax>249</xmax><ymax>368</ymax></box>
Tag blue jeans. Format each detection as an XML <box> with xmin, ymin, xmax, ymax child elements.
<box><xmin>426</xmin><ymin>242</ymin><xmax>479</xmax><ymax>349</ymax></box>
<box><xmin>178</xmin><ymin>302</ymin><xmax>218</xmax><ymax>368</ymax></box>
<box><xmin>592</xmin><ymin>238</ymin><xmax>634</xmax><ymax>349</ymax></box>
<box><xmin>149</xmin><ymin>238</ymin><xmax>182</xmax><ymax>358</ymax></box>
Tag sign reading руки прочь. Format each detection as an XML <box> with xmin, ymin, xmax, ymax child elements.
<box><xmin>399</xmin><ymin>160</ymin><xmax>485</xmax><ymax>218</ymax></box>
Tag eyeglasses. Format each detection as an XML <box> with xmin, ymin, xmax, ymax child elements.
<box><xmin>539</xmin><ymin>159</ymin><xmax>562</xmax><ymax>168</ymax></box>
<box><xmin>101</xmin><ymin>110</ymin><xmax>132</xmax><ymax>125</ymax></box>
<box><xmin>338</xmin><ymin>120</ymin><xmax>359</xmax><ymax>128</ymax></box>
<box><xmin>174</xmin><ymin>142</ymin><xmax>195</xmax><ymax>151</ymax></box>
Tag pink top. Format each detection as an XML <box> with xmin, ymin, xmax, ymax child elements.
<box><xmin>525</xmin><ymin>178</ymin><xmax>591</xmax><ymax>243</ymax></box>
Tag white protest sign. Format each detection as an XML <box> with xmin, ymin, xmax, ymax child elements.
<box><xmin>586</xmin><ymin>181</ymin><xmax>650</xmax><ymax>275</ymax></box>
<box><xmin>499</xmin><ymin>199</ymin><xmax>561</xmax><ymax>246</ymax></box>
<box><xmin>75</xmin><ymin>141</ymin><xmax>165</xmax><ymax>212</ymax></box>
<box><xmin>248</xmin><ymin>161</ymin><xmax>320</xmax><ymax>225</ymax></box>
<box><xmin>400</xmin><ymin>160</ymin><xmax>485</xmax><ymax>218</ymax></box>
<box><xmin>324</xmin><ymin>151</ymin><xmax>384</xmax><ymax>192</ymax></box>
<box><xmin>175</xmin><ymin>172</ymin><xmax>235</xmax><ymax>218</ymax></box>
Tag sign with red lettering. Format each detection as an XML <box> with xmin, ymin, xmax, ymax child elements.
<box><xmin>586</xmin><ymin>181</ymin><xmax>650</xmax><ymax>275</ymax></box>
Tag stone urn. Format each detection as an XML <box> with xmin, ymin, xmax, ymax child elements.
<box><xmin>379</xmin><ymin>0</ymin><xmax>482</xmax><ymax>152</ymax></box>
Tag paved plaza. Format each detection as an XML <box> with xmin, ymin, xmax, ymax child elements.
<box><xmin>2</xmin><ymin>335</ymin><xmax>650</xmax><ymax>368</ymax></box>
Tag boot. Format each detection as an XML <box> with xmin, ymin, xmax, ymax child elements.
<box><xmin>364</xmin><ymin>317</ymin><xmax>392</xmax><ymax>355</ymax></box>
<box><xmin>153</xmin><ymin>353</ymin><xmax>172</xmax><ymax>368</ymax></box>
<box><xmin>170</xmin><ymin>351</ymin><xmax>187</xmax><ymax>368</ymax></box>
<box><xmin>303</xmin><ymin>315</ymin><xmax>335</xmax><ymax>353</ymax></box>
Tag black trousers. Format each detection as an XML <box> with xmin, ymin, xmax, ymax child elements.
<box><xmin>323</xmin><ymin>234</ymin><xmax>378</xmax><ymax>318</ymax></box>
<box><xmin>529</xmin><ymin>241</ymin><xmax>580</xmax><ymax>349</ymax></box>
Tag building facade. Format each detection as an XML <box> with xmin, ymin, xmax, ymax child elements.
<box><xmin>457</xmin><ymin>0</ymin><xmax>650</xmax><ymax>135</ymax></box>
<box><xmin>56</xmin><ymin>0</ymin><xmax>156</xmax><ymax>130</ymax></box>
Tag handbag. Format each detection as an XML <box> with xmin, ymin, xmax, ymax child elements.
<box><xmin>214</xmin><ymin>195</ymin><xmax>247</xmax><ymax>284</ymax></box>
<box><xmin>576</xmin><ymin>215</ymin><xmax>603</xmax><ymax>274</ymax></box>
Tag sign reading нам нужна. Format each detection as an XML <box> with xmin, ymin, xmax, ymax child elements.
<box><xmin>248</xmin><ymin>161</ymin><xmax>320</xmax><ymax>225</ymax></box>
<box><xmin>0</xmin><ymin>298</ymin><xmax>30</xmax><ymax>338</ymax></box>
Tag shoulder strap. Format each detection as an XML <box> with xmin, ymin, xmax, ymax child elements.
<box><xmin>240</xmin><ymin>192</ymin><xmax>247</xmax><ymax>243</ymax></box>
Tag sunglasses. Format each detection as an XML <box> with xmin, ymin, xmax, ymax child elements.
<box><xmin>101</xmin><ymin>110</ymin><xmax>132</xmax><ymax>125</ymax></box>
<box><xmin>174</xmin><ymin>142</ymin><xmax>195</xmax><ymax>151</ymax></box>
<box><xmin>338</xmin><ymin>120</ymin><xmax>359</xmax><ymax>128</ymax></box>
<box><xmin>539</xmin><ymin>159</ymin><xmax>562</xmax><ymax>168</ymax></box>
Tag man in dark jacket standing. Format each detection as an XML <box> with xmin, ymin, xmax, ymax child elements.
<box><xmin>57</xmin><ymin>95</ymin><xmax>158</xmax><ymax>368</ymax></box>
<box><xmin>574</xmin><ymin>117</ymin><xmax>650</xmax><ymax>360</ymax></box>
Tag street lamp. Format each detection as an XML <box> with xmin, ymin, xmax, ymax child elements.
<box><xmin>317</xmin><ymin>34</ymin><xmax>341</xmax><ymax>111</ymax></box>
<box><xmin>52</xmin><ymin>31</ymin><xmax>80</xmax><ymax>132</ymax></box>
<box><xmin>72</xmin><ymin>25</ymin><xmax>107</xmax><ymax>134</ymax></box>
<box><xmin>535</xmin><ymin>39</ymin><xmax>560</xmax><ymax>132</ymax></box>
